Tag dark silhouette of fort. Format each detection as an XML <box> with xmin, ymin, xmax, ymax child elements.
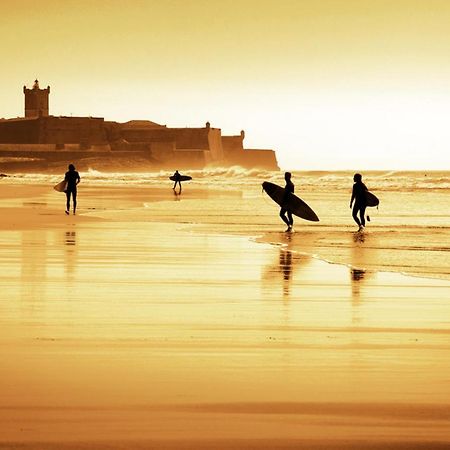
<box><xmin>0</xmin><ymin>80</ymin><xmax>278</xmax><ymax>171</ymax></box>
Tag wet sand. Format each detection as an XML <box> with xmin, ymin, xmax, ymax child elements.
<box><xmin>0</xmin><ymin>184</ymin><xmax>449</xmax><ymax>449</ymax></box>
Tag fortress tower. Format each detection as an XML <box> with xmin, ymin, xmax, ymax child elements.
<box><xmin>23</xmin><ymin>79</ymin><xmax>50</xmax><ymax>118</ymax></box>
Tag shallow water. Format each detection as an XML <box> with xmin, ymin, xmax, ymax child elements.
<box><xmin>2</xmin><ymin>170</ymin><xmax>449</xmax><ymax>279</ymax></box>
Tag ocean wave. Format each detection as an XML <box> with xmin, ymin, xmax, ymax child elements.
<box><xmin>2</xmin><ymin>167</ymin><xmax>449</xmax><ymax>191</ymax></box>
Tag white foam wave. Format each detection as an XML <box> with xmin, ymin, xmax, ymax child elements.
<box><xmin>2</xmin><ymin>168</ymin><xmax>449</xmax><ymax>192</ymax></box>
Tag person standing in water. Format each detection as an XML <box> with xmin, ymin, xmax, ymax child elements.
<box><xmin>280</xmin><ymin>172</ymin><xmax>295</xmax><ymax>232</ymax></box>
<box><xmin>172</xmin><ymin>170</ymin><xmax>182</xmax><ymax>191</ymax></box>
<box><xmin>350</xmin><ymin>173</ymin><xmax>368</xmax><ymax>231</ymax></box>
<box><xmin>64</xmin><ymin>163</ymin><xmax>80</xmax><ymax>215</ymax></box>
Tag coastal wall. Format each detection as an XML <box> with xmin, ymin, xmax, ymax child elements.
<box><xmin>0</xmin><ymin>116</ymin><xmax>107</xmax><ymax>146</ymax></box>
<box><xmin>0</xmin><ymin>119</ymin><xmax>279</xmax><ymax>170</ymax></box>
<box><xmin>0</xmin><ymin>81</ymin><xmax>280</xmax><ymax>170</ymax></box>
<box><xmin>0</xmin><ymin>143</ymin><xmax>111</xmax><ymax>152</ymax></box>
<box><xmin>222</xmin><ymin>133</ymin><xmax>279</xmax><ymax>170</ymax></box>
<box><xmin>172</xmin><ymin>149</ymin><xmax>206</xmax><ymax>168</ymax></box>
<box><xmin>150</xmin><ymin>141</ymin><xmax>176</xmax><ymax>163</ymax></box>
<box><xmin>40</xmin><ymin>116</ymin><xmax>107</xmax><ymax>146</ymax></box>
<box><xmin>222</xmin><ymin>134</ymin><xmax>244</xmax><ymax>163</ymax></box>
<box><xmin>0</xmin><ymin>119</ymin><xmax>40</xmax><ymax>143</ymax></box>
<box><xmin>206</xmin><ymin>127</ymin><xmax>224</xmax><ymax>162</ymax></box>
<box><xmin>240</xmin><ymin>149</ymin><xmax>279</xmax><ymax>169</ymax></box>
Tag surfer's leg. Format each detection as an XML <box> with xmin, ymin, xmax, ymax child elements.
<box><xmin>279</xmin><ymin>208</ymin><xmax>290</xmax><ymax>226</ymax></box>
<box><xmin>72</xmin><ymin>190</ymin><xmax>77</xmax><ymax>214</ymax></box>
<box><xmin>360</xmin><ymin>206</ymin><xmax>366</xmax><ymax>227</ymax></box>
<box><xmin>65</xmin><ymin>191</ymin><xmax>70</xmax><ymax>214</ymax></box>
<box><xmin>352</xmin><ymin>204</ymin><xmax>361</xmax><ymax>226</ymax></box>
<box><xmin>287</xmin><ymin>211</ymin><xmax>293</xmax><ymax>226</ymax></box>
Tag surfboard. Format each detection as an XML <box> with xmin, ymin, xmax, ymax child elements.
<box><xmin>262</xmin><ymin>181</ymin><xmax>320</xmax><ymax>222</ymax></box>
<box><xmin>169</xmin><ymin>175</ymin><xmax>192</xmax><ymax>182</ymax></box>
<box><xmin>365</xmin><ymin>191</ymin><xmax>379</xmax><ymax>207</ymax></box>
<box><xmin>53</xmin><ymin>180</ymin><xmax>67</xmax><ymax>192</ymax></box>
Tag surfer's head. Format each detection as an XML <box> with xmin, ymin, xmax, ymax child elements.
<box><xmin>353</xmin><ymin>173</ymin><xmax>362</xmax><ymax>182</ymax></box>
<box><xmin>68</xmin><ymin>164</ymin><xmax>75</xmax><ymax>171</ymax></box>
<box><xmin>284</xmin><ymin>172</ymin><xmax>292</xmax><ymax>181</ymax></box>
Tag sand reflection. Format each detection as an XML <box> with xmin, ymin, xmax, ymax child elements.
<box><xmin>279</xmin><ymin>249</ymin><xmax>293</xmax><ymax>297</ymax></box>
<box><xmin>64</xmin><ymin>230</ymin><xmax>77</xmax><ymax>279</ymax></box>
<box><xmin>262</xmin><ymin>243</ymin><xmax>312</xmax><ymax>299</ymax></box>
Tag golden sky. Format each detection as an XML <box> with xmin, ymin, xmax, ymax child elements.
<box><xmin>2</xmin><ymin>0</ymin><xmax>450</xmax><ymax>169</ymax></box>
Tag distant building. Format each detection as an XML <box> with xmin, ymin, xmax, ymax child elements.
<box><xmin>23</xmin><ymin>79</ymin><xmax>50</xmax><ymax>118</ymax></box>
<box><xmin>0</xmin><ymin>80</ymin><xmax>279</xmax><ymax>171</ymax></box>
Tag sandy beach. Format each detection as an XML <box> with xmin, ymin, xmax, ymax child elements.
<box><xmin>0</xmin><ymin>177</ymin><xmax>449</xmax><ymax>449</ymax></box>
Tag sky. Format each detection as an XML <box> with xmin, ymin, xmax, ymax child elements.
<box><xmin>1</xmin><ymin>0</ymin><xmax>450</xmax><ymax>170</ymax></box>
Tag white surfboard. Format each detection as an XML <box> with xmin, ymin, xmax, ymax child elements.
<box><xmin>53</xmin><ymin>180</ymin><xmax>67</xmax><ymax>192</ymax></box>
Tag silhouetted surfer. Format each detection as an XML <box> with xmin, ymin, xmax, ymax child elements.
<box><xmin>64</xmin><ymin>164</ymin><xmax>80</xmax><ymax>215</ymax></box>
<box><xmin>350</xmin><ymin>173</ymin><xmax>368</xmax><ymax>231</ymax></box>
<box><xmin>172</xmin><ymin>170</ymin><xmax>182</xmax><ymax>191</ymax></box>
<box><xmin>280</xmin><ymin>172</ymin><xmax>294</xmax><ymax>232</ymax></box>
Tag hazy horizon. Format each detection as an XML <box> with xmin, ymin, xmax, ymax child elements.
<box><xmin>2</xmin><ymin>0</ymin><xmax>450</xmax><ymax>170</ymax></box>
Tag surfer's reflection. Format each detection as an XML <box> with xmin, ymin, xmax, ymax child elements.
<box><xmin>173</xmin><ymin>189</ymin><xmax>181</xmax><ymax>201</ymax></box>
<box><xmin>351</xmin><ymin>268</ymin><xmax>365</xmax><ymax>281</ymax></box>
<box><xmin>262</xmin><ymin>245</ymin><xmax>312</xmax><ymax>299</ymax></box>
<box><xmin>279</xmin><ymin>249</ymin><xmax>293</xmax><ymax>296</ymax></box>
<box><xmin>65</xmin><ymin>231</ymin><xmax>76</xmax><ymax>246</ymax></box>
<box><xmin>262</xmin><ymin>247</ymin><xmax>295</xmax><ymax>298</ymax></box>
<box><xmin>64</xmin><ymin>230</ymin><xmax>77</xmax><ymax>278</ymax></box>
<box><xmin>353</xmin><ymin>231</ymin><xmax>365</xmax><ymax>243</ymax></box>
<box><xmin>349</xmin><ymin>267</ymin><xmax>365</xmax><ymax>326</ymax></box>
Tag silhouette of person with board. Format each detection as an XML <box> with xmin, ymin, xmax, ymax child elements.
<box><xmin>64</xmin><ymin>163</ymin><xmax>80</xmax><ymax>215</ymax></box>
<box><xmin>172</xmin><ymin>170</ymin><xmax>182</xmax><ymax>191</ymax></box>
<box><xmin>350</xmin><ymin>173</ymin><xmax>368</xmax><ymax>231</ymax></box>
<box><xmin>280</xmin><ymin>172</ymin><xmax>294</xmax><ymax>232</ymax></box>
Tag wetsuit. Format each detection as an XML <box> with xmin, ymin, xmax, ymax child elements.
<box><xmin>173</xmin><ymin>172</ymin><xmax>181</xmax><ymax>190</ymax></box>
<box><xmin>280</xmin><ymin>180</ymin><xmax>294</xmax><ymax>227</ymax></box>
<box><xmin>351</xmin><ymin>181</ymin><xmax>368</xmax><ymax>227</ymax></box>
<box><xmin>65</xmin><ymin>170</ymin><xmax>80</xmax><ymax>213</ymax></box>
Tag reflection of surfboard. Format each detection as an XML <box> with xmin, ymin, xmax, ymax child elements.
<box><xmin>169</xmin><ymin>175</ymin><xmax>192</xmax><ymax>182</ymax></box>
<box><xmin>53</xmin><ymin>180</ymin><xmax>67</xmax><ymax>192</ymax></box>
<box><xmin>365</xmin><ymin>191</ymin><xmax>379</xmax><ymax>207</ymax></box>
<box><xmin>262</xmin><ymin>181</ymin><xmax>319</xmax><ymax>222</ymax></box>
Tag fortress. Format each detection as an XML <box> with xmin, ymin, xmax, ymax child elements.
<box><xmin>0</xmin><ymin>80</ymin><xmax>279</xmax><ymax>171</ymax></box>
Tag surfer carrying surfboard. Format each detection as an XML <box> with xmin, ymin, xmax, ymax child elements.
<box><xmin>350</xmin><ymin>173</ymin><xmax>368</xmax><ymax>231</ymax></box>
<box><xmin>279</xmin><ymin>172</ymin><xmax>295</xmax><ymax>232</ymax></box>
<box><xmin>64</xmin><ymin>164</ymin><xmax>80</xmax><ymax>215</ymax></box>
<box><xmin>172</xmin><ymin>170</ymin><xmax>182</xmax><ymax>191</ymax></box>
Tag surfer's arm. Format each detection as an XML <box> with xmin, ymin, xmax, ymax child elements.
<box><xmin>350</xmin><ymin>186</ymin><xmax>355</xmax><ymax>208</ymax></box>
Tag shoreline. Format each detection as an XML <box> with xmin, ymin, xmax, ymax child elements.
<box><xmin>252</xmin><ymin>237</ymin><xmax>450</xmax><ymax>283</ymax></box>
<box><xmin>0</xmin><ymin>180</ymin><xmax>448</xmax><ymax>280</ymax></box>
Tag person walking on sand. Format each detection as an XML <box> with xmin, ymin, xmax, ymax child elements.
<box><xmin>172</xmin><ymin>170</ymin><xmax>182</xmax><ymax>191</ymax></box>
<box><xmin>350</xmin><ymin>173</ymin><xmax>368</xmax><ymax>232</ymax></box>
<box><xmin>280</xmin><ymin>172</ymin><xmax>295</xmax><ymax>232</ymax></box>
<box><xmin>64</xmin><ymin>164</ymin><xmax>80</xmax><ymax>215</ymax></box>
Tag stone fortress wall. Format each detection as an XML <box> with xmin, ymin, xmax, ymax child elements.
<box><xmin>0</xmin><ymin>80</ymin><xmax>279</xmax><ymax>170</ymax></box>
